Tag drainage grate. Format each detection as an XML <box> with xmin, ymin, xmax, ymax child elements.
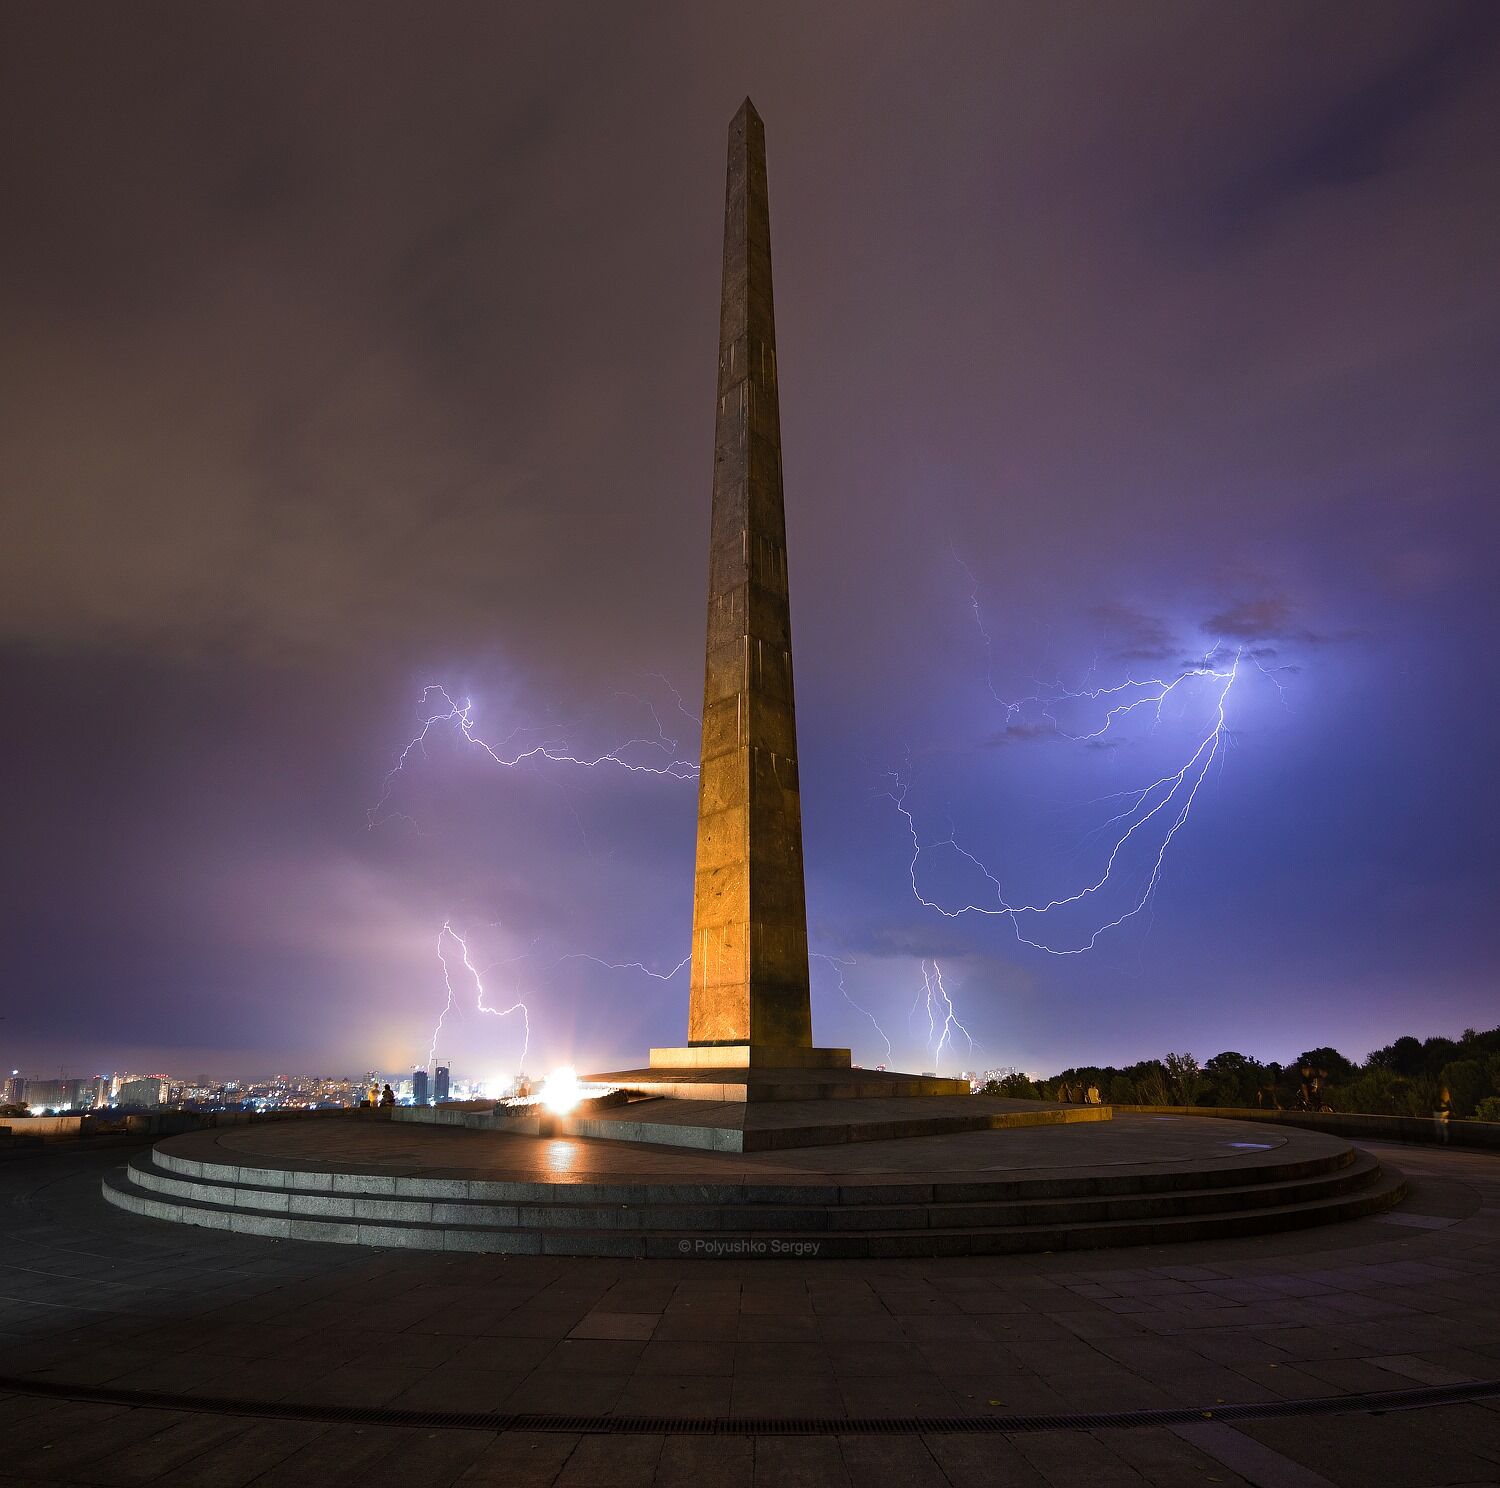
<box><xmin>2</xmin><ymin>1373</ymin><xmax>1497</xmax><ymax>1435</ymax></box>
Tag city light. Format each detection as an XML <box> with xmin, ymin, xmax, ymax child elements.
<box><xmin>541</xmin><ymin>1065</ymin><xmax>581</xmax><ymax>1115</ymax></box>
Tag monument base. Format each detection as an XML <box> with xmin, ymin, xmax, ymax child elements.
<box><xmin>648</xmin><ymin>1044</ymin><xmax>850</xmax><ymax>1069</ymax></box>
<box><xmin>103</xmin><ymin>1111</ymin><xmax>1406</xmax><ymax>1253</ymax></box>
<box><xmin>589</xmin><ymin>1060</ymin><xmax>970</xmax><ymax>1107</ymax></box>
<box><xmin>484</xmin><ymin>1090</ymin><xmax>1104</xmax><ymax>1151</ymax></box>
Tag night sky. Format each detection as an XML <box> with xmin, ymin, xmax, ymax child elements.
<box><xmin>3</xmin><ymin>3</ymin><xmax>1498</xmax><ymax>1085</ymax></box>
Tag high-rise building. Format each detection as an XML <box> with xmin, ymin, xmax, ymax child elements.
<box><xmin>412</xmin><ymin>1068</ymin><xmax>429</xmax><ymax>1106</ymax></box>
<box><xmin>19</xmin><ymin>1077</ymin><xmax>99</xmax><ymax>1111</ymax></box>
<box><xmin>21</xmin><ymin>1079</ymin><xmax>63</xmax><ymax>1110</ymax></box>
<box><xmin>433</xmin><ymin>1064</ymin><xmax>451</xmax><ymax>1104</ymax></box>
<box><xmin>2</xmin><ymin>1072</ymin><xmax>23</xmax><ymax>1105</ymax></box>
<box><xmin>116</xmin><ymin>1076</ymin><xmax>168</xmax><ymax>1108</ymax></box>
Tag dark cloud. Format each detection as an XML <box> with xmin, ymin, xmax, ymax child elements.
<box><xmin>1189</xmin><ymin>11</ymin><xmax>1494</xmax><ymax>244</ymax></box>
<box><xmin>1201</xmin><ymin>597</ymin><xmax>1365</xmax><ymax>648</ymax></box>
<box><xmin>1112</xmin><ymin>647</ymin><xmax>1180</xmax><ymax>663</ymax></box>
<box><xmin>835</xmin><ymin>923</ymin><xmax>988</xmax><ymax>963</ymax></box>
<box><xmin>1202</xmin><ymin>597</ymin><xmax>1300</xmax><ymax>641</ymax></box>
<box><xmin>984</xmin><ymin>721</ymin><xmax>1059</xmax><ymax>748</ymax></box>
<box><xmin>1088</xmin><ymin>602</ymin><xmax>1177</xmax><ymax>661</ymax></box>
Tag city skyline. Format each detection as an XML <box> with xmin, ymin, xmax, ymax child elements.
<box><xmin>2</xmin><ymin>1061</ymin><xmax>487</xmax><ymax>1114</ymax></box>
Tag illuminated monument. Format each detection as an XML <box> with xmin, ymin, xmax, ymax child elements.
<box><xmin>597</xmin><ymin>100</ymin><xmax>966</xmax><ymax>1103</ymax></box>
<box><xmin>99</xmin><ymin>102</ymin><xmax>1404</xmax><ymax>1246</ymax></box>
<box><xmin>664</xmin><ymin>97</ymin><xmax>823</xmax><ymax>1065</ymax></box>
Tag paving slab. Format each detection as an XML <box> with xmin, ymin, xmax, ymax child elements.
<box><xmin>0</xmin><ymin>1138</ymin><xmax>1494</xmax><ymax>1485</ymax></box>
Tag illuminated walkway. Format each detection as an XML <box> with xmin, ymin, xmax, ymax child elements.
<box><xmin>1</xmin><ymin>1134</ymin><xmax>1498</xmax><ymax>1486</ymax></box>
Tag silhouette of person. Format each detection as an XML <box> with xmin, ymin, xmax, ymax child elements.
<box><xmin>1296</xmin><ymin>1064</ymin><xmax>1314</xmax><ymax>1112</ymax></box>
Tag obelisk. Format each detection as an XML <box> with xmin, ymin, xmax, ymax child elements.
<box><xmin>679</xmin><ymin>99</ymin><xmax>821</xmax><ymax>1058</ymax></box>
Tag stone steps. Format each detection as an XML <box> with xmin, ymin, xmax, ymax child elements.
<box><xmin>101</xmin><ymin>1143</ymin><xmax>1405</xmax><ymax>1257</ymax></box>
<box><xmin>145</xmin><ymin>1134</ymin><xmax>1360</xmax><ymax>1201</ymax></box>
<box><xmin>120</xmin><ymin>1146</ymin><xmax>1379</xmax><ymax>1228</ymax></box>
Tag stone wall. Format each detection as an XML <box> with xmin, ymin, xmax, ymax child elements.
<box><xmin>1114</xmin><ymin>1103</ymin><xmax>1500</xmax><ymax>1151</ymax></box>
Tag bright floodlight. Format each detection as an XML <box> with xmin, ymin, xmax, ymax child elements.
<box><xmin>541</xmin><ymin>1065</ymin><xmax>581</xmax><ymax>1115</ymax></box>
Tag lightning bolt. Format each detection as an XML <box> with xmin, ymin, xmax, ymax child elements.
<box><xmin>892</xmin><ymin>654</ymin><xmax>1236</xmax><ymax>954</ymax></box>
<box><xmin>546</xmin><ymin>950</ymin><xmax>691</xmax><ymax>981</ymax></box>
<box><xmin>427</xmin><ymin>920</ymin><xmax>531</xmax><ymax>1074</ymax></box>
<box><xmin>906</xmin><ymin>958</ymin><xmax>975</xmax><ymax>1070</ymax></box>
<box><xmin>371</xmin><ymin>683</ymin><xmax>698</xmax><ymax>828</ymax></box>
<box><xmin>954</xmin><ymin>552</ymin><xmax>1006</xmax><ymax>707</ymax></box>
<box><xmin>894</xmin><ymin>562</ymin><xmax>1295</xmax><ymax>953</ymax></box>
<box><xmin>614</xmin><ymin>673</ymin><xmax>702</xmax><ymax>757</ymax></box>
<box><xmin>810</xmin><ymin>952</ymin><xmax>893</xmax><ymax>1065</ymax></box>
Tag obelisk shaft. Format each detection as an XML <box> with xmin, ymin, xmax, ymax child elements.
<box><xmin>687</xmin><ymin>99</ymin><xmax>812</xmax><ymax>1049</ymax></box>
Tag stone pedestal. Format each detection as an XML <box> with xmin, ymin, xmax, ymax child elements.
<box><xmin>648</xmin><ymin>1044</ymin><xmax>850</xmax><ymax>1069</ymax></box>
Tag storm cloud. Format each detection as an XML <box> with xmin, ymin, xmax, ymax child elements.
<box><xmin>2</xmin><ymin>2</ymin><xmax>1497</xmax><ymax>1079</ymax></box>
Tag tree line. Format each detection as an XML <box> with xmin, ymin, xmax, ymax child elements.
<box><xmin>978</xmin><ymin>1024</ymin><xmax>1500</xmax><ymax>1121</ymax></box>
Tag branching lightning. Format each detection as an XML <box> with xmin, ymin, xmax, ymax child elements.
<box><xmin>908</xmin><ymin>958</ymin><xmax>975</xmax><ymax>1069</ymax></box>
<box><xmin>371</xmin><ymin>683</ymin><xmax>698</xmax><ymax>828</ymax></box>
<box><xmin>428</xmin><ymin>919</ymin><xmax>531</xmax><ymax>1072</ymax></box>
<box><xmin>894</xmin><ymin>568</ymin><xmax>1291</xmax><ymax>956</ymax></box>
<box><xmin>546</xmin><ymin>950</ymin><xmax>690</xmax><ymax>982</ymax></box>
<box><xmin>891</xmin><ymin>656</ymin><xmax>1235</xmax><ymax>954</ymax></box>
<box><xmin>810</xmin><ymin>952</ymin><xmax>893</xmax><ymax>1065</ymax></box>
<box><xmin>615</xmin><ymin>673</ymin><xmax>702</xmax><ymax>757</ymax></box>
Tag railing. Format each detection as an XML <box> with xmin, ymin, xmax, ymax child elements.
<box><xmin>0</xmin><ymin>1105</ymin><xmax>361</xmax><ymax>1145</ymax></box>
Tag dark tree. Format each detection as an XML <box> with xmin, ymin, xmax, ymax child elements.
<box><xmin>1368</xmin><ymin>1035</ymin><xmax>1423</xmax><ymax>1077</ymax></box>
<box><xmin>1422</xmin><ymin>1037</ymin><xmax>1461</xmax><ymax>1074</ymax></box>
<box><xmin>1297</xmin><ymin>1047</ymin><xmax>1356</xmax><ymax>1082</ymax></box>
<box><xmin>1204</xmin><ymin>1051</ymin><xmax>1264</xmax><ymax>1107</ymax></box>
<box><xmin>1439</xmin><ymin>1060</ymin><xmax>1486</xmax><ymax>1116</ymax></box>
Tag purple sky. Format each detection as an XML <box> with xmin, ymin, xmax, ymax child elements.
<box><xmin>3</xmin><ymin>3</ymin><xmax>1498</xmax><ymax>1084</ymax></box>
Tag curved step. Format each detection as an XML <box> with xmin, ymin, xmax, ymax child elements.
<box><xmin>121</xmin><ymin>1147</ymin><xmax>1385</xmax><ymax>1233</ymax></box>
<box><xmin>102</xmin><ymin>1155</ymin><xmax>1405</xmax><ymax>1257</ymax></box>
<box><xmin>149</xmin><ymin>1137</ymin><xmax>1357</xmax><ymax>1204</ymax></box>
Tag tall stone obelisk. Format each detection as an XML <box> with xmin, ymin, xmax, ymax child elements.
<box><xmin>681</xmin><ymin>99</ymin><xmax>819</xmax><ymax>1056</ymax></box>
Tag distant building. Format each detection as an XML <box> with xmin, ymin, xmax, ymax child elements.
<box><xmin>21</xmin><ymin>1080</ymin><xmax>64</xmax><ymax>1110</ymax></box>
<box><xmin>2</xmin><ymin>1072</ymin><xmax>24</xmax><ymax>1105</ymax></box>
<box><xmin>20</xmin><ymin>1077</ymin><xmax>99</xmax><ymax>1111</ymax></box>
<box><xmin>116</xmin><ymin>1075</ymin><xmax>168</xmax><ymax>1108</ymax></box>
<box><xmin>109</xmin><ymin>1068</ymin><xmax>162</xmax><ymax>1104</ymax></box>
<box><xmin>412</xmin><ymin>1068</ymin><xmax>429</xmax><ymax>1106</ymax></box>
<box><xmin>433</xmin><ymin>1064</ymin><xmax>451</xmax><ymax>1104</ymax></box>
